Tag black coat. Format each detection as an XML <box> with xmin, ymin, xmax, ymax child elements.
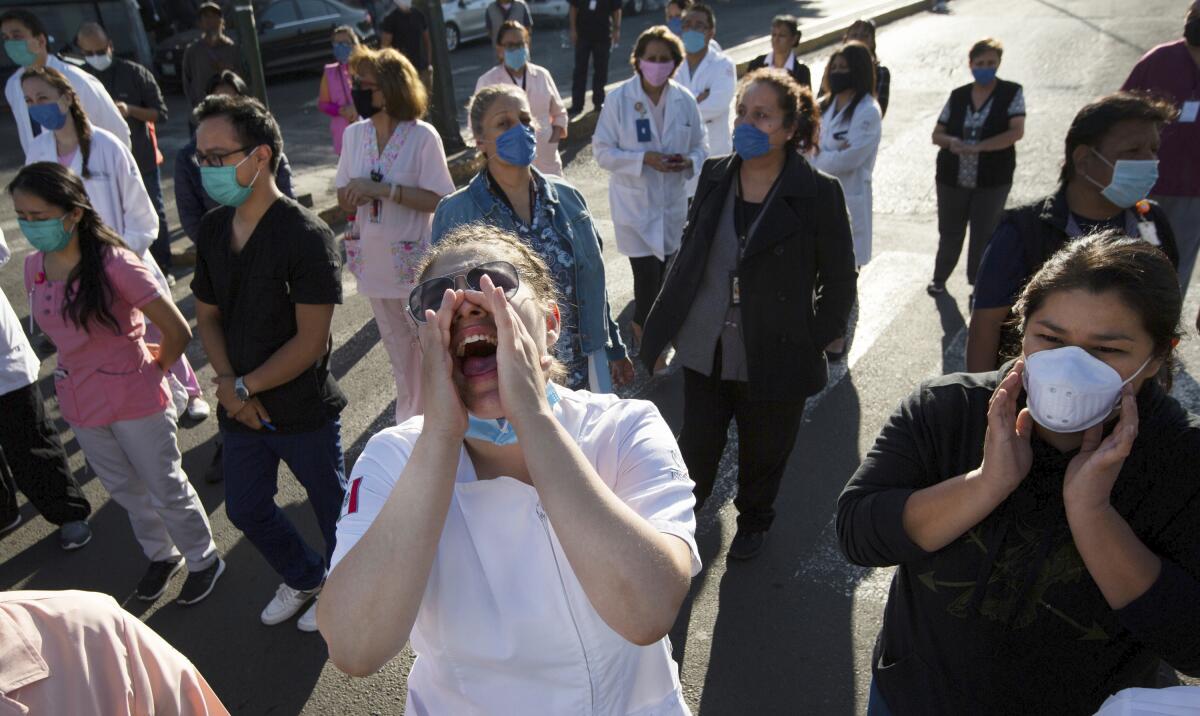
<box><xmin>641</xmin><ymin>153</ymin><xmax>858</xmax><ymax>401</ymax></box>
<box><xmin>747</xmin><ymin>53</ymin><xmax>812</xmax><ymax>89</ymax></box>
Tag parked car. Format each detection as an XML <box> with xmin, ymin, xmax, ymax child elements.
<box><xmin>624</xmin><ymin>0</ymin><xmax>664</xmax><ymax>14</ymax></box>
<box><xmin>527</xmin><ymin>0</ymin><xmax>568</xmax><ymax>24</ymax></box>
<box><xmin>0</xmin><ymin>0</ymin><xmax>153</xmax><ymax>86</ymax></box>
<box><xmin>441</xmin><ymin>0</ymin><xmax>488</xmax><ymax>52</ymax></box>
<box><xmin>153</xmin><ymin>0</ymin><xmax>375</xmax><ymax>88</ymax></box>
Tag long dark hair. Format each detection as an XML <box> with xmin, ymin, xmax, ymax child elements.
<box><xmin>819</xmin><ymin>41</ymin><xmax>876</xmax><ymax>124</ymax></box>
<box><xmin>8</xmin><ymin>163</ymin><xmax>128</xmax><ymax>333</ymax></box>
<box><xmin>21</xmin><ymin>67</ymin><xmax>94</xmax><ymax>178</ymax></box>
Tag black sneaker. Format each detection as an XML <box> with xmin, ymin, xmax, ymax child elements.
<box><xmin>926</xmin><ymin>280</ymin><xmax>946</xmax><ymax>295</ymax></box>
<box><xmin>727</xmin><ymin>529</ymin><xmax>768</xmax><ymax>560</ymax></box>
<box><xmin>137</xmin><ymin>558</ymin><xmax>184</xmax><ymax>601</ymax></box>
<box><xmin>177</xmin><ymin>558</ymin><xmax>226</xmax><ymax>606</ymax></box>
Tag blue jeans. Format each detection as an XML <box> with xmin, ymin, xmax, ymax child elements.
<box><xmin>222</xmin><ymin>418</ymin><xmax>346</xmax><ymax>591</ymax></box>
<box><xmin>867</xmin><ymin>679</ymin><xmax>893</xmax><ymax>716</ymax></box>
<box><xmin>141</xmin><ymin>166</ymin><xmax>172</xmax><ymax>272</ymax></box>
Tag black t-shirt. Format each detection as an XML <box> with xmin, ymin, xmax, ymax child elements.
<box><xmin>570</xmin><ymin>0</ymin><xmax>619</xmax><ymax>40</ymax></box>
<box><xmin>87</xmin><ymin>58</ymin><xmax>167</xmax><ymax>173</ymax></box>
<box><xmin>191</xmin><ymin>197</ymin><xmax>347</xmax><ymax>434</ymax></box>
<box><xmin>381</xmin><ymin>7</ymin><xmax>428</xmax><ymax>70</ymax></box>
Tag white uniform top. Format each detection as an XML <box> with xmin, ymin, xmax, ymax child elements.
<box><xmin>7</xmin><ymin>55</ymin><xmax>131</xmax><ymax>160</ymax></box>
<box><xmin>331</xmin><ymin>386</ymin><xmax>702</xmax><ymax>716</ymax></box>
<box><xmin>676</xmin><ymin>48</ymin><xmax>736</xmax><ymax>197</ymax></box>
<box><xmin>474</xmin><ymin>62</ymin><xmax>569</xmax><ymax>177</ymax></box>
<box><xmin>26</xmin><ymin>126</ymin><xmax>167</xmax><ymax>295</ymax></box>
<box><xmin>594</xmin><ymin>78</ymin><xmax>708</xmax><ymax>261</ymax></box>
<box><xmin>0</xmin><ymin>229</ymin><xmax>40</xmax><ymax>396</ymax></box>
<box><xmin>810</xmin><ymin>94</ymin><xmax>882</xmax><ymax>266</ymax></box>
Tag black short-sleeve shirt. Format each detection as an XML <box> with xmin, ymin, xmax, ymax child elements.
<box><xmin>570</xmin><ymin>0</ymin><xmax>620</xmax><ymax>41</ymax></box>
<box><xmin>191</xmin><ymin>197</ymin><xmax>347</xmax><ymax>434</ymax></box>
<box><xmin>381</xmin><ymin>7</ymin><xmax>429</xmax><ymax>70</ymax></box>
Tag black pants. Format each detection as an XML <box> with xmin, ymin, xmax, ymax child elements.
<box><xmin>0</xmin><ymin>381</ymin><xmax>90</xmax><ymax>525</ymax></box>
<box><xmin>678</xmin><ymin>362</ymin><xmax>806</xmax><ymax>532</ymax></box>
<box><xmin>629</xmin><ymin>255</ymin><xmax>668</xmax><ymax>327</ymax></box>
<box><xmin>572</xmin><ymin>35</ymin><xmax>611</xmax><ymax>110</ymax></box>
<box><xmin>932</xmin><ymin>182</ymin><xmax>1011</xmax><ymax>285</ymax></box>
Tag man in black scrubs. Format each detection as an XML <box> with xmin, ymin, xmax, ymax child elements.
<box><xmin>569</xmin><ymin>0</ymin><xmax>621</xmax><ymax>116</ymax></box>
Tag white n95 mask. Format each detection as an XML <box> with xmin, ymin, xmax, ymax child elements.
<box><xmin>1022</xmin><ymin>346</ymin><xmax>1151</xmax><ymax>433</ymax></box>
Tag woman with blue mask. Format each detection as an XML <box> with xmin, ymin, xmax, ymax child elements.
<box><xmin>317</xmin><ymin>25</ymin><xmax>361</xmax><ymax>157</ymax></box>
<box><xmin>840</xmin><ymin>233</ymin><xmax>1200</xmax><ymax>716</ymax></box>
<box><xmin>928</xmin><ymin>37</ymin><xmax>1027</xmax><ymax>296</ymax></box>
<box><xmin>475</xmin><ymin>20</ymin><xmax>569</xmax><ymax>177</ymax></box>
<box><xmin>434</xmin><ymin>83</ymin><xmax>634</xmax><ymax>393</ymax></box>
<box><xmin>641</xmin><ymin>70</ymin><xmax>856</xmax><ymax>560</ymax></box>
<box><xmin>320</xmin><ymin>224</ymin><xmax>700</xmax><ymax>714</ymax></box>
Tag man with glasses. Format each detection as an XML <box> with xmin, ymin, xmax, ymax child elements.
<box><xmin>190</xmin><ymin>95</ymin><xmax>348</xmax><ymax>633</ymax></box>
<box><xmin>675</xmin><ymin>3</ymin><xmax>735</xmax><ymax>197</ymax></box>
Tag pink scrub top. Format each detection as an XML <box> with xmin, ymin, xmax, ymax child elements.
<box><xmin>24</xmin><ymin>246</ymin><xmax>169</xmax><ymax>428</ymax></box>
<box><xmin>325</xmin><ymin>62</ymin><xmax>354</xmax><ymax>156</ymax></box>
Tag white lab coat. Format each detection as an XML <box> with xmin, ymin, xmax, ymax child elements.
<box><xmin>0</xmin><ymin>229</ymin><xmax>40</xmax><ymax>396</ymax></box>
<box><xmin>811</xmin><ymin>94</ymin><xmax>882</xmax><ymax>265</ymax></box>
<box><xmin>7</xmin><ymin>56</ymin><xmax>131</xmax><ymax>160</ymax></box>
<box><xmin>594</xmin><ymin>78</ymin><xmax>708</xmax><ymax>260</ymax></box>
<box><xmin>676</xmin><ymin>48</ymin><xmax>736</xmax><ymax>196</ymax></box>
<box><xmin>25</xmin><ymin>126</ymin><xmax>167</xmax><ymax>295</ymax></box>
<box><xmin>330</xmin><ymin>385</ymin><xmax>701</xmax><ymax>716</ymax></box>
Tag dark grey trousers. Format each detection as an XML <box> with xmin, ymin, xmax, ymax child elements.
<box><xmin>933</xmin><ymin>182</ymin><xmax>1012</xmax><ymax>285</ymax></box>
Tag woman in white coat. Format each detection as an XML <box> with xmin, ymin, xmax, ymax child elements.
<box><xmin>21</xmin><ymin>66</ymin><xmax>208</xmax><ymax>419</ymax></box>
<box><xmin>676</xmin><ymin>5</ymin><xmax>736</xmax><ymax>197</ymax></box>
<box><xmin>810</xmin><ymin>41</ymin><xmax>881</xmax><ymax>358</ymax></box>
<box><xmin>594</xmin><ymin>25</ymin><xmax>707</xmax><ymax>365</ymax></box>
<box><xmin>319</xmin><ymin>225</ymin><xmax>700</xmax><ymax>714</ymax></box>
<box><xmin>474</xmin><ymin>20</ymin><xmax>568</xmax><ymax>177</ymax></box>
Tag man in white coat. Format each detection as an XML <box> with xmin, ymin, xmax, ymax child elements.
<box><xmin>2</xmin><ymin>10</ymin><xmax>130</xmax><ymax>159</ymax></box>
<box><xmin>675</xmin><ymin>4</ymin><xmax>735</xmax><ymax>198</ymax></box>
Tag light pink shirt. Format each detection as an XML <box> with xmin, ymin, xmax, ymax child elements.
<box><xmin>474</xmin><ymin>62</ymin><xmax>569</xmax><ymax>176</ymax></box>
<box><xmin>0</xmin><ymin>590</ymin><xmax>229</xmax><ymax>716</ymax></box>
<box><xmin>24</xmin><ymin>246</ymin><xmax>169</xmax><ymax>427</ymax></box>
<box><xmin>334</xmin><ymin>119</ymin><xmax>455</xmax><ymax>298</ymax></box>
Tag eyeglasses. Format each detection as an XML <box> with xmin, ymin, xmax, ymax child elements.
<box><xmin>193</xmin><ymin>146</ymin><xmax>255</xmax><ymax>168</ymax></box>
<box><xmin>408</xmin><ymin>261</ymin><xmax>521</xmax><ymax>321</ymax></box>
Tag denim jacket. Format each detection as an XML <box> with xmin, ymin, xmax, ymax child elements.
<box><xmin>431</xmin><ymin>169</ymin><xmax>627</xmax><ymax>362</ymax></box>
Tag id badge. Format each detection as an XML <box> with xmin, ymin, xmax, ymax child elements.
<box><xmin>369</xmin><ymin>170</ymin><xmax>383</xmax><ymax>224</ymax></box>
<box><xmin>729</xmin><ymin>272</ymin><xmax>741</xmax><ymax>306</ymax></box>
<box><xmin>1138</xmin><ymin>220</ymin><xmax>1161</xmax><ymax>247</ymax></box>
<box><xmin>1180</xmin><ymin>100</ymin><xmax>1199</xmax><ymax>123</ymax></box>
<box><xmin>635</xmin><ymin>117</ymin><xmax>652</xmax><ymax>143</ymax></box>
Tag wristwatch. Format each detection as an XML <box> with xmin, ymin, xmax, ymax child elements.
<box><xmin>234</xmin><ymin>376</ymin><xmax>251</xmax><ymax>402</ymax></box>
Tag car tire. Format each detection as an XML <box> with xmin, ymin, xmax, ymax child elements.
<box><xmin>446</xmin><ymin>22</ymin><xmax>460</xmax><ymax>52</ymax></box>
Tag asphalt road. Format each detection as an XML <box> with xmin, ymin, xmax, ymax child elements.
<box><xmin>2</xmin><ymin>0</ymin><xmax>1198</xmax><ymax>713</ymax></box>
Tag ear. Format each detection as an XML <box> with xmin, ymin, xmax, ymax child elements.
<box><xmin>544</xmin><ymin>302</ymin><xmax>561</xmax><ymax>346</ymax></box>
<box><xmin>1070</xmin><ymin>144</ymin><xmax>1093</xmax><ymax>179</ymax></box>
<box><xmin>255</xmin><ymin>144</ymin><xmax>272</xmax><ymax>165</ymax></box>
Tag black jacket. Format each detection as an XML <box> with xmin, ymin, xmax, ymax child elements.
<box><xmin>935</xmin><ymin>79</ymin><xmax>1023</xmax><ymax>188</ymax></box>
<box><xmin>747</xmin><ymin>53</ymin><xmax>812</xmax><ymax>89</ymax></box>
<box><xmin>640</xmin><ymin>153</ymin><xmax>857</xmax><ymax>401</ymax></box>
<box><xmin>838</xmin><ymin>367</ymin><xmax>1200</xmax><ymax>715</ymax></box>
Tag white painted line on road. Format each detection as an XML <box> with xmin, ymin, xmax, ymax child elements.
<box><xmin>846</xmin><ymin>251</ymin><xmax>931</xmax><ymax>370</ymax></box>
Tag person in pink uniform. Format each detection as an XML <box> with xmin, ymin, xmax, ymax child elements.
<box><xmin>335</xmin><ymin>46</ymin><xmax>454</xmax><ymax>424</ymax></box>
<box><xmin>11</xmin><ymin>162</ymin><xmax>224</xmax><ymax>606</ymax></box>
<box><xmin>0</xmin><ymin>590</ymin><xmax>229</xmax><ymax>715</ymax></box>
<box><xmin>317</xmin><ymin>25</ymin><xmax>360</xmax><ymax>156</ymax></box>
<box><xmin>475</xmin><ymin>20</ymin><xmax>569</xmax><ymax>177</ymax></box>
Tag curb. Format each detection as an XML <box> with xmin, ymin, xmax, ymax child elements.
<box><xmin>311</xmin><ymin>0</ymin><xmax>931</xmax><ymax>229</ymax></box>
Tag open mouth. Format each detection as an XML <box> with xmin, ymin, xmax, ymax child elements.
<box><xmin>456</xmin><ymin>331</ymin><xmax>499</xmax><ymax>378</ymax></box>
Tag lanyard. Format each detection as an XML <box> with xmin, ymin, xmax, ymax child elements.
<box><xmin>733</xmin><ymin>164</ymin><xmax>785</xmax><ymax>262</ymax></box>
<box><xmin>507</xmin><ymin>68</ymin><xmax>526</xmax><ymax>90</ymax></box>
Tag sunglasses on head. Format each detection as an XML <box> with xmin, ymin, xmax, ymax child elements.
<box><xmin>408</xmin><ymin>260</ymin><xmax>521</xmax><ymax>321</ymax></box>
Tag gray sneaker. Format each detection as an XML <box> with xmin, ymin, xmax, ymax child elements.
<box><xmin>59</xmin><ymin>520</ymin><xmax>92</xmax><ymax>550</ymax></box>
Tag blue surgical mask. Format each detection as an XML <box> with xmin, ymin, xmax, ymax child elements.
<box><xmin>733</xmin><ymin>123</ymin><xmax>772</xmax><ymax>160</ymax></box>
<box><xmin>1087</xmin><ymin>148</ymin><xmax>1159</xmax><ymax>209</ymax></box>
<box><xmin>200</xmin><ymin>150</ymin><xmax>262</xmax><ymax>207</ymax></box>
<box><xmin>494</xmin><ymin>122</ymin><xmax>537</xmax><ymax>167</ymax></box>
<box><xmin>28</xmin><ymin>102</ymin><xmax>67</xmax><ymax>131</ymax></box>
<box><xmin>4</xmin><ymin>39</ymin><xmax>36</xmax><ymax>67</ymax></box>
<box><xmin>971</xmin><ymin>67</ymin><xmax>997</xmax><ymax>85</ymax></box>
<box><xmin>682</xmin><ymin>30</ymin><xmax>707</xmax><ymax>54</ymax></box>
<box><xmin>504</xmin><ymin>46</ymin><xmax>528</xmax><ymax>71</ymax></box>
<box><xmin>332</xmin><ymin>42</ymin><xmax>352</xmax><ymax>64</ymax></box>
<box><xmin>18</xmin><ymin>216</ymin><xmax>73</xmax><ymax>253</ymax></box>
<box><xmin>465</xmin><ymin>384</ymin><xmax>561</xmax><ymax>445</ymax></box>
<box><xmin>667</xmin><ymin>17</ymin><xmax>683</xmax><ymax>36</ymax></box>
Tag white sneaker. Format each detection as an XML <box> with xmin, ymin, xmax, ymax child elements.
<box><xmin>168</xmin><ymin>375</ymin><xmax>189</xmax><ymax>420</ymax></box>
<box><xmin>297</xmin><ymin>600</ymin><xmax>319</xmax><ymax>632</ymax></box>
<box><xmin>260</xmin><ymin>583</ymin><xmax>319</xmax><ymax>626</ymax></box>
<box><xmin>186</xmin><ymin>397</ymin><xmax>211</xmax><ymax>421</ymax></box>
